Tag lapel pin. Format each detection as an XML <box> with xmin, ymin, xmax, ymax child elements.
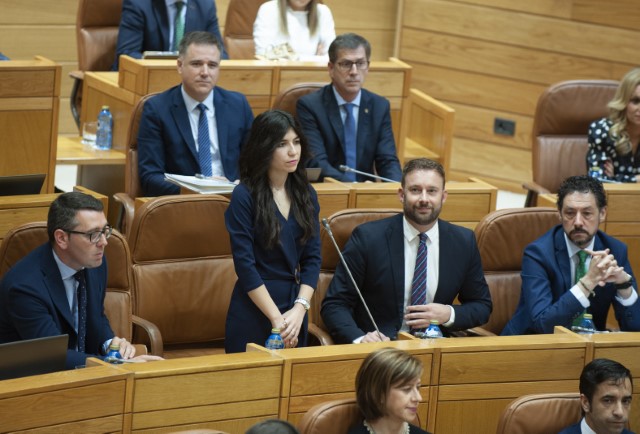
<box><xmin>364</xmin><ymin>108</ymin><xmax>369</xmax><ymax>114</ymax></box>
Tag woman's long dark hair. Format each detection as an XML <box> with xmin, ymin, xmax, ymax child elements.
<box><xmin>238</xmin><ymin>109</ymin><xmax>315</xmax><ymax>249</ymax></box>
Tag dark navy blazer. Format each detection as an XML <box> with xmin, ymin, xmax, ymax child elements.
<box><xmin>137</xmin><ymin>84</ymin><xmax>253</xmax><ymax>196</ymax></box>
<box><xmin>0</xmin><ymin>244</ymin><xmax>113</xmax><ymax>369</ymax></box>
<box><xmin>113</xmin><ymin>0</ymin><xmax>227</xmax><ymax>70</ymax></box>
<box><xmin>297</xmin><ymin>84</ymin><xmax>402</xmax><ymax>182</ymax></box>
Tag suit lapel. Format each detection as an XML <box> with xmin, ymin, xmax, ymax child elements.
<box><xmin>184</xmin><ymin>0</ymin><xmax>200</xmax><ymax>33</ymax></box>
<box><xmin>170</xmin><ymin>87</ymin><xmax>199</xmax><ymax>162</ymax></box>
<box><xmin>152</xmin><ymin>0</ymin><xmax>170</xmax><ymax>51</ymax></box>
<box><xmin>357</xmin><ymin>90</ymin><xmax>372</xmax><ymax>168</ymax></box>
<box><xmin>554</xmin><ymin>229</ymin><xmax>573</xmax><ymax>290</ymax></box>
<box><xmin>387</xmin><ymin>215</ymin><xmax>405</xmax><ymax>316</ymax></box>
<box><xmin>42</xmin><ymin>249</ymin><xmax>75</xmax><ymax>334</ymax></box>
<box><xmin>213</xmin><ymin>87</ymin><xmax>227</xmax><ymax>166</ymax></box>
<box><xmin>323</xmin><ymin>87</ymin><xmax>345</xmax><ymax>156</ymax></box>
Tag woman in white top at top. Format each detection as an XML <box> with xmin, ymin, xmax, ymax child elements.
<box><xmin>253</xmin><ymin>0</ymin><xmax>336</xmax><ymax>60</ymax></box>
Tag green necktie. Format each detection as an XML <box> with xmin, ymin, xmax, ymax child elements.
<box><xmin>173</xmin><ymin>1</ymin><xmax>185</xmax><ymax>51</ymax></box>
<box><xmin>572</xmin><ymin>250</ymin><xmax>590</xmax><ymax>329</ymax></box>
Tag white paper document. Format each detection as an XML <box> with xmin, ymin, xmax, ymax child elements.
<box><xmin>164</xmin><ymin>174</ymin><xmax>236</xmax><ymax>194</ymax></box>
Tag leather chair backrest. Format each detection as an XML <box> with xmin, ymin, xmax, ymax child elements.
<box><xmin>127</xmin><ymin>195</ymin><xmax>235</xmax><ymax>356</ymax></box>
<box><xmin>272</xmin><ymin>82</ymin><xmax>327</xmax><ymax>118</ymax></box>
<box><xmin>76</xmin><ymin>0</ymin><xmax>123</xmax><ymax>72</ymax></box>
<box><xmin>474</xmin><ymin>208</ymin><xmax>560</xmax><ymax>334</ymax></box>
<box><xmin>496</xmin><ymin>393</ymin><xmax>581</xmax><ymax>434</ymax></box>
<box><xmin>125</xmin><ymin>92</ymin><xmax>158</xmax><ymax>201</ymax></box>
<box><xmin>0</xmin><ymin>222</ymin><xmax>135</xmax><ymax>340</ymax></box>
<box><xmin>313</xmin><ymin>210</ymin><xmax>400</xmax><ymax>334</ymax></box>
<box><xmin>223</xmin><ymin>0</ymin><xmax>269</xmax><ymax>59</ymax></box>
<box><xmin>298</xmin><ymin>398</ymin><xmax>421</xmax><ymax>434</ymax></box>
<box><xmin>532</xmin><ymin>80</ymin><xmax>618</xmax><ymax>194</ymax></box>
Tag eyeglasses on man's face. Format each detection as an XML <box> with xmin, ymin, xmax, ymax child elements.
<box><xmin>65</xmin><ymin>225</ymin><xmax>113</xmax><ymax>244</ymax></box>
<box><xmin>335</xmin><ymin>60</ymin><xmax>370</xmax><ymax>72</ymax></box>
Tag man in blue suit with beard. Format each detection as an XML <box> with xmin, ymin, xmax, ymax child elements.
<box><xmin>137</xmin><ymin>31</ymin><xmax>253</xmax><ymax>196</ymax></box>
<box><xmin>113</xmin><ymin>0</ymin><xmax>227</xmax><ymax>70</ymax></box>
<box><xmin>297</xmin><ymin>33</ymin><xmax>402</xmax><ymax>182</ymax></box>
<box><xmin>502</xmin><ymin>176</ymin><xmax>640</xmax><ymax>335</ymax></box>
<box><xmin>321</xmin><ymin>158</ymin><xmax>492</xmax><ymax>344</ymax></box>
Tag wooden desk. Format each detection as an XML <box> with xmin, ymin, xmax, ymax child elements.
<box><xmin>0</xmin><ymin>188</ymin><xmax>108</xmax><ymax>242</ymax></box>
<box><xmin>0</xmin><ymin>365</ymin><xmax>131</xmax><ymax>432</ymax></box>
<box><xmin>57</xmin><ymin>135</ymin><xmax>126</xmax><ymax>165</ymax></box>
<box><xmin>0</xmin><ymin>56</ymin><xmax>61</xmax><ymax>193</ymax></box>
<box><xmin>540</xmin><ymin>183</ymin><xmax>640</xmax><ymax>274</ymax></box>
<box><xmin>114</xmin><ymin>351</ymin><xmax>283</xmax><ymax>433</ymax></box>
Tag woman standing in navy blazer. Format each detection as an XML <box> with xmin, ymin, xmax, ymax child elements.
<box><xmin>224</xmin><ymin>110</ymin><xmax>321</xmax><ymax>353</ymax></box>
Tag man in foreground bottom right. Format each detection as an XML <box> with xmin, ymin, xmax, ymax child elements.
<box><xmin>560</xmin><ymin>358</ymin><xmax>634</xmax><ymax>434</ymax></box>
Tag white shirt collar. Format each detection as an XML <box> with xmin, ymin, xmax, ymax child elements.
<box><xmin>332</xmin><ymin>86</ymin><xmax>361</xmax><ymax>107</ymax></box>
<box><xmin>166</xmin><ymin>0</ymin><xmax>187</xmax><ymax>8</ymax></box>
<box><xmin>403</xmin><ymin>216</ymin><xmax>439</xmax><ymax>245</ymax></box>
<box><xmin>181</xmin><ymin>85</ymin><xmax>214</xmax><ymax>115</ymax></box>
<box><xmin>580</xmin><ymin>417</ymin><xmax>597</xmax><ymax>434</ymax></box>
<box><xmin>563</xmin><ymin>232</ymin><xmax>595</xmax><ymax>259</ymax></box>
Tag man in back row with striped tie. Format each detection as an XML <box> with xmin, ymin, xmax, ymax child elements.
<box><xmin>137</xmin><ymin>31</ymin><xmax>253</xmax><ymax>196</ymax></box>
<box><xmin>321</xmin><ymin>158</ymin><xmax>493</xmax><ymax>343</ymax></box>
<box><xmin>503</xmin><ymin>175</ymin><xmax>640</xmax><ymax>335</ymax></box>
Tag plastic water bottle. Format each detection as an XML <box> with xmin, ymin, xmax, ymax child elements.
<box><xmin>104</xmin><ymin>342</ymin><xmax>123</xmax><ymax>363</ymax></box>
<box><xmin>424</xmin><ymin>320</ymin><xmax>444</xmax><ymax>338</ymax></box>
<box><xmin>265</xmin><ymin>328</ymin><xmax>285</xmax><ymax>350</ymax></box>
<box><xmin>95</xmin><ymin>105</ymin><xmax>113</xmax><ymax>150</ymax></box>
<box><xmin>572</xmin><ymin>313</ymin><xmax>597</xmax><ymax>334</ymax></box>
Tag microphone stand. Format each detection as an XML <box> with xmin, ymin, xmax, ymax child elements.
<box><xmin>338</xmin><ymin>165</ymin><xmax>398</xmax><ymax>183</ymax></box>
<box><xmin>322</xmin><ymin>218</ymin><xmax>384</xmax><ymax>342</ymax></box>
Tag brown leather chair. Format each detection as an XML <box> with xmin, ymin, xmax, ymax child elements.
<box><xmin>472</xmin><ymin>208</ymin><xmax>559</xmax><ymax>335</ymax></box>
<box><xmin>223</xmin><ymin>0</ymin><xmax>269</xmax><ymax>59</ymax></box>
<box><xmin>70</xmin><ymin>0</ymin><xmax>123</xmax><ymax>129</ymax></box>
<box><xmin>298</xmin><ymin>398</ymin><xmax>421</xmax><ymax>434</ymax></box>
<box><xmin>0</xmin><ymin>222</ymin><xmax>162</xmax><ymax>356</ymax></box>
<box><xmin>496</xmin><ymin>393</ymin><xmax>582</xmax><ymax>434</ymax></box>
<box><xmin>523</xmin><ymin>80</ymin><xmax>619</xmax><ymax>207</ymax></box>
<box><xmin>113</xmin><ymin>92</ymin><xmax>159</xmax><ymax>237</ymax></box>
<box><xmin>127</xmin><ymin>194</ymin><xmax>236</xmax><ymax>358</ymax></box>
<box><xmin>272</xmin><ymin>82</ymin><xmax>326</xmax><ymax>118</ymax></box>
<box><xmin>311</xmin><ymin>209</ymin><xmax>401</xmax><ymax>346</ymax></box>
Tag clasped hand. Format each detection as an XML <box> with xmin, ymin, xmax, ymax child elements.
<box><xmin>404</xmin><ymin>303</ymin><xmax>451</xmax><ymax>329</ymax></box>
<box><xmin>584</xmin><ymin>248</ymin><xmax>629</xmax><ymax>288</ymax></box>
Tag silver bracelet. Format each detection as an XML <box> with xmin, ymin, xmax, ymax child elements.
<box><xmin>294</xmin><ymin>297</ymin><xmax>310</xmax><ymax>311</ymax></box>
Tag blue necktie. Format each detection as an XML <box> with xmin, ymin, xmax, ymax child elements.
<box><xmin>197</xmin><ymin>103</ymin><xmax>213</xmax><ymax>177</ymax></box>
<box><xmin>343</xmin><ymin>103</ymin><xmax>357</xmax><ymax>182</ymax></box>
<box><xmin>411</xmin><ymin>233</ymin><xmax>428</xmax><ymax>307</ymax></box>
<box><xmin>74</xmin><ymin>270</ymin><xmax>87</xmax><ymax>353</ymax></box>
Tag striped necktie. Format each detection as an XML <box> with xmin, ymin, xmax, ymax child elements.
<box><xmin>73</xmin><ymin>270</ymin><xmax>87</xmax><ymax>353</ymax></box>
<box><xmin>173</xmin><ymin>1</ymin><xmax>185</xmax><ymax>51</ymax></box>
<box><xmin>197</xmin><ymin>103</ymin><xmax>213</xmax><ymax>177</ymax></box>
<box><xmin>343</xmin><ymin>103</ymin><xmax>356</xmax><ymax>181</ymax></box>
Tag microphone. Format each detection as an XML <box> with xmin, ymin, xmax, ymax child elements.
<box><xmin>321</xmin><ymin>218</ymin><xmax>384</xmax><ymax>341</ymax></box>
<box><xmin>338</xmin><ymin>165</ymin><xmax>398</xmax><ymax>183</ymax></box>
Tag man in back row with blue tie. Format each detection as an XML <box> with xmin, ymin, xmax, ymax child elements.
<box><xmin>297</xmin><ymin>33</ymin><xmax>402</xmax><ymax>182</ymax></box>
<box><xmin>503</xmin><ymin>175</ymin><xmax>640</xmax><ymax>335</ymax></box>
<box><xmin>137</xmin><ymin>31</ymin><xmax>253</xmax><ymax>196</ymax></box>
<box><xmin>113</xmin><ymin>0</ymin><xmax>227</xmax><ymax>70</ymax></box>
<box><xmin>321</xmin><ymin>158</ymin><xmax>492</xmax><ymax>343</ymax></box>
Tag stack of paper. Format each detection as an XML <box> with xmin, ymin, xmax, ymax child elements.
<box><xmin>164</xmin><ymin>174</ymin><xmax>236</xmax><ymax>194</ymax></box>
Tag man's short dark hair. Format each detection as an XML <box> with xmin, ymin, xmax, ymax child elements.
<box><xmin>245</xmin><ymin>419</ymin><xmax>300</xmax><ymax>434</ymax></box>
<box><xmin>579</xmin><ymin>358</ymin><xmax>633</xmax><ymax>413</ymax></box>
<box><xmin>178</xmin><ymin>31</ymin><xmax>222</xmax><ymax>56</ymax></box>
<box><xmin>401</xmin><ymin>158</ymin><xmax>446</xmax><ymax>188</ymax></box>
<box><xmin>557</xmin><ymin>175</ymin><xmax>607</xmax><ymax>211</ymax></box>
<box><xmin>47</xmin><ymin>192</ymin><xmax>104</xmax><ymax>243</ymax></box>
<box><xmin>328</xmin><ymin>33</ymin><xmax>371</xmax><ymax>64</ymax></box>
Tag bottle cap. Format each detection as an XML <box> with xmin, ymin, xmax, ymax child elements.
<box><xmin>584</xmin><ymin>314</ymin><xmax>593</xmax><ymax>319</ymax></box>
<box><xmin>109</xmin><ymin>343</ymin><xmax>120</xmax><ymax>350</ymax></box>
<box><xmin>101</xmin><ymin>105</ymin><xmax>109</xmax><ymax>110</ymax></box>
<box><xmin>271</xmin><ymin>328</ymin><xmax>281</xmax><ymax>333</ymax></box>
<box><xmin>429</xmin><ymin>319</ymin><xmax>439</xmax><ymax>325</ymax></box>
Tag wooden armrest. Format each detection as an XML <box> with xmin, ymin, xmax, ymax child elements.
<box><xmin>458</xmin><ymin>327</ymin><xmax>496</xmax><ymax>337</ymax></box>
<box><xmin>522</xmin><ymin>181</ymin><xmax>551</xmax><ymax>207</ymax></box>
<box><xmin>132</xmin><ymin>314</ymin><xmax>163</xmax><ymax>356</ymax></box>
<box><xmin>308</xmin><ymin>323</ymin><xmax>334</xmax><ymax>346</ymax></box>
<box><xmin>69</xmin><ymin>70</ymin><xmax>85</xmax><ymax>81</ymax></box>
<box><xmin>133</xmin><ymin>344</ymin><xmax>148</xmax><ymax>355</ymax></box>
<box><xmin>113</xmin><ymin>192</ymin><xmax>135</xmax><ymax>236</ymax></box>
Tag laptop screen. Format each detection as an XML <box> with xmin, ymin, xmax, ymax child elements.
<box><xmin>0</xmin><ymin>174</ymin><xmax>46</xmax><ymax>196</ymax></box>
<box><xmin>0</xmin><ymin>335</ymin><xmax>68</xmax><ymax>380</ymax></box>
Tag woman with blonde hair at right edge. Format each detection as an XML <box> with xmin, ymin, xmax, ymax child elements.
<box><xmin>253</xmin><ymin>0</ymin><xmax>335</xmax><ymax>60</ymax></box>
<box><xmin>587</xmin><ymin>68</ymin><xmax>640</xmax><ymax>182</ymax></box>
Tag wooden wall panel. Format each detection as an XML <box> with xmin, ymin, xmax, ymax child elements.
<box><xmin>399</xmin><ymin>0</ymin><xmax>640</xmax><ymax>191</ymax></box>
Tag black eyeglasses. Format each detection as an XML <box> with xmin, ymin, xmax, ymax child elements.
<box><xmin>65</xmin><ymin>225</ymin><xmax>113</xmax><ymax>244</ymax></box>
<box><xmin>335</xmin><ymin>60</ymin><xmax>369</xmax><ymax>72</ymax></box>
